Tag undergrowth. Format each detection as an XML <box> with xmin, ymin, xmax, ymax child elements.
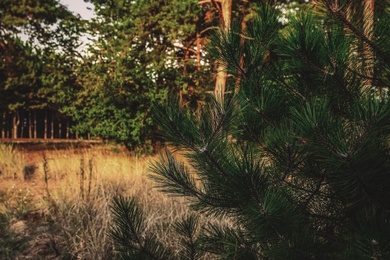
<box><xmin>0</xmin><ymin>144</ymin><xmax>192</xmax><ymax>259</ymax></box>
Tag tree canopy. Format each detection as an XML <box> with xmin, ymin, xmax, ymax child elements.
<box><xmin>1</xmin><ymin>0</ymin><xmax>317</xmax><ymax>146</ymax></box>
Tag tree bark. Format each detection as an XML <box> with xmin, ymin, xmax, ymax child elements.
<box><xmin>51</xmin><ymin>111</ymin><xmax>54</xmax><ymax>139</ymax></box>
<box><xmin>28</xmin><ymin>111</ymin><xmax>32</xmax><ymax>138</ymax></box>
<box><xmin>34</xmin><ymin>111</ymin><xmax>37</xmax><ymax>139</ymax></box>
<box><xmin>44</xmin><ymin>110</ymin><xmax>47</xmax><ymax>139</ymax></box>
<box><xmin>1</xmin><ymin>112</ymin><xmax>5</xmax><ymax>138</ymax></box>
<box><xmin>12</xmin><ymin>111</ymin><xmax>19</xmax><ymax>139</ymax></box>
<box><xmin>20</xmin><ymin>114</ymin><xmax>24</xmax><ymax>138</ymax></box>
<box><xmin>214</xmin><ymin>0</ymin><xmax>232</xmax><ymax>103</ymax></box>
<box><xmin>66</xmin><ymin>120</ymin><xmax>69</xmax><ymax>139</ymax></box>
<box><xmin>58</xmin><ymin>121</ymin><xmax>62</xmax><ymax>139</ymax></box>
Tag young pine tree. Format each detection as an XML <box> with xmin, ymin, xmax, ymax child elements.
<box><xmin>110</xmin><ymin>1</ymin><xmax>390</xmax><ymax>259</ymax></box>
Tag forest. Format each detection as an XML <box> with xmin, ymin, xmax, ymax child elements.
<box><xmin>1</xmin><ymin>0</ymin><xmax>390</xmax><ymax>259</ymax></box>
<box><xmin>0</xmin><ymin>0</ymin><xmax>311</xmax><ymax>151</ymax></box>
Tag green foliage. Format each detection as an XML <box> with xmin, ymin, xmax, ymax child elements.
<box><xmin>111</xmin><ymin>1</ymin><xmax>390</xmax><ymax>259</ymax></box>
<box><xmin>59</xmin><ymin>0</ymin><xmax>214</xmax><ymax>151</ymax></box>
<box><xmin>0</xmin><ymin>0</ymin><xmax>83</xmax><ymax>121</ymax></box>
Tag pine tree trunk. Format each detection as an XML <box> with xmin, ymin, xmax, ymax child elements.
<box><xmin>1</xmin><ymin>112</ymin><xmax>5</xmax><ymax>138</ymax></box>
<box><xmin>20</xmin><ymin>114</ymin><xmax>24</xmax><ymax>138</ymax></box>
<box><xmin>44</xmin><ymin>110</ymin><xmax>47</xmax><ymax>139</ymax></box>
<box><xmin>28</xmin><ymin>111</ymin><xmax>32</xmax><ymax>138</ymax></box>
<box><xmin>66</xmin><ymin>121</ymin><xmax>69</xmax><ymax>139</ymax></box>
<box><xmin>58</xmin><ymin>121</ymin><xmax>62</xmax><ymax>139</ymax></box>
<box><xmin>12</xmin><ymin>111</ymin><xmax>19</xmax><ymax>139</ymax></box>
<box><xmin>214</xmin><ymin>0</ymin><xmax>232</xmax><ymax>103</ymax></box>
<box><xmin>51</xmin><ymin>111</ymin><xmax>54</xmax><ymax>139</ymax></box>
<box><xmin>34</xmin><ymin>111</ymin><xmax>37</xmax><ymax>139</ymax></box>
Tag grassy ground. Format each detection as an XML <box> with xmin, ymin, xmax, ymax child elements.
<box><xmin>0</xmin><ymin>143</ymin><xmax>191</xmax><ymax>259</ymax></box>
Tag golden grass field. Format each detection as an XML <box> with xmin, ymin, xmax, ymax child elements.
<box><xmin>0</xmin><ymin>143</ymin><xmax>192</xmax><ymax>259</ymax></box>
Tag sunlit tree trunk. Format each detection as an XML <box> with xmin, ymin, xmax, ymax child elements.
<box><xmin>12</xmin><ymin>110</ymin><xmax>19</xmax><ymax>139</ymax></box>
<box><xmin>214</xmin><ymin>0</ymin><xmax>232</xmax><ymax>103</ymax></box>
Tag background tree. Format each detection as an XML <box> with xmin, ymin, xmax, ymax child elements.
<box><xmin>0</xmin><ymin>0</ymin><xmax>83</xmax><ymax>138</ymax></box>
<box><xmin>62</xmin><ymin>0</ymin><xmax>217</xmax><ymax>151</ymax></box>
<box><xmin>110</xmin><ymin>2</ymin><xmax>390</xmax><ymax>259</ymax></box>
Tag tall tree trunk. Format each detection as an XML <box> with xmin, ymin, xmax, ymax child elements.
<box><xmin>28</xmin><ymin>111</ymin><xmax>32</xmax><ymax>138</ymax></box>
<box><xmin>58</xmin><ymin>121</ymin><xmax>62</xmax><ymax>139</ymax></box>
<box><xmin>66</xmin><ymin>120</ymin><xmax>69</xmax><ymax>139</ymax></box>
<box><xmin>20</xmin><ymin>114</ymin><xmax>24</xmax><ymax>138</ymax></box>
<box><xmin>214</xmin><ymin>0</ymin><xmax>232</xmax><ymax>103</ymax></box>
<box><xmin>12</xmin><ymin>111</ymin><xmax>19</xmax><ymax>139</ymax></box>
<box><xmin>34</xmin><ymin>111</ymin><xmax>37</xmax><ymax>139</ymax></box>
<box><xmin>44</xmin><ymin>110</ymin><xmax>47</xmax><ymax>139</ymax></box>
<box><xmin>51</xmin><ymin>111</ymin><xmax>54</xmax><ymax>139</ymax></box>
<box><xmin>1</xmin><ymin>112</ymin><xmax>5</xmax><ymax>138</ymax></box>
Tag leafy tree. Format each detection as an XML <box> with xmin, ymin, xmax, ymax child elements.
<box><xmin>0</xmin><ymin>0</ymin><xmax>83</xmax><ymax>138</ymax></box>
<box><xmin>111</xmin><ymin>1</ymin><xmax>390</xmax><ymax>259</ymax></box>
<box><xmin>64</xmin><ymin>0</ymin><xmax>216</xmax><ymax>151</ymax></box>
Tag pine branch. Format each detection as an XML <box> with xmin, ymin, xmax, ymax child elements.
<box><xmin>149</xmin><ymin>150</ymin><xmax>233</xmax><ymax>210</ymax></box>
<box><xmin>149</xmin><ymin>150</ymin><xmax>204</xmax><ymax>199</ymax></box>
<box><xmin>110</xmin><ymin>196</ymin><xmax>175</xmax><ymax>260</ymax></box>
<box><xmin>297</xmin><ymin>49</ymin><xmax>335</xmax><ymax>77</ymax></box>
<box><xmin>174</xmin><ymin>215</ymin><xmax>202</xmax><ymax>260</ymax></box>
<box><xmin>274</xmin><ymin>77</ymin><xmax>306</xmax><ymax>101</ymax></box>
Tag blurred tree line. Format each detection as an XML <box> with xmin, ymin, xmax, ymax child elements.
<box><xmin>0</xmin><ymin>0</ymin><xmax>311</xmax><ymax>151</ymax></box>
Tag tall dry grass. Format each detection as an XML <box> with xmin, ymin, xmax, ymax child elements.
<box><xmin>0</xmin><ymin>144</ymin><xmax>191</xmax><ymax>259</ymax></box>
<box><xmin>0</xmin><ymin>144</ymin><xmax>25</xmax><ymax>179</ymax></box>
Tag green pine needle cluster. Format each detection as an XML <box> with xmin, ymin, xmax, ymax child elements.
<box><xmin>110</xmin><ymin>2</ymin><xmax>390</xmax><ymax>259</ymax></box>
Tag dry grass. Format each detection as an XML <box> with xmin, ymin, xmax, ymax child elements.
<box><xmin>0</xmin><ymin>144</ymin><xmax>25</xmax><ymax>180</ymax></box>
<box><xmin>0</xmin><ymin>143</ymin><xmax>192</xmax><ymax>259</ymax></box>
